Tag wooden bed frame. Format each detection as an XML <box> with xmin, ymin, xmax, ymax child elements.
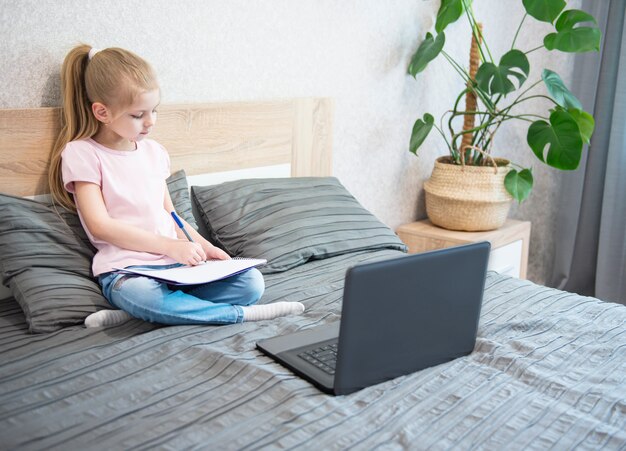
<box><xmin>0</xmin><ymin>97</ymin><xmax>333</xmax><ymax>197</ymax></box>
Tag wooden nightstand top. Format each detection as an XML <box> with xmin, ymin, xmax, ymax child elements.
<box><xmin>397</xmin><ymin>219</ymin><xmax>532</xmax><ymax>279</ymax></box>
<box><xmin>397</xmin><ymin>219</ymin><xmax>531</xmax><ymax>250</ymax></box>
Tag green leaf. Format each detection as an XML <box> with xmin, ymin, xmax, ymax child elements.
<box><xmin>435</xmin><ymin>0</ymin><xmax>465</xmax><ymax>34</ymax></box>
<box><xmin>542</xmin><ymin>69</ymin><xmax>582</xmax><ymax>110</ymax></box>
<box><xmin>409</xmin><ymin>113</ymin><xmax>435</xmax><ymax>155</ymax></box>
<box><xmin>522</xmin><ymin>0</ymin><xmax>566</xmax><ymax>24</ymax></box>
<box><xmin>475</xmin><ymin>50</ymin><xmax>530</xmax><ymax>95</ymax></box>
<box><xmin>544</xmin><ymin>9</ymin><xmax>601</xmax><ymax>52</ymax></box>
<box><xmin>568</xmin><ymin>108</ymin><xmax>595</xmax><ymax>143</ymax></box>
<box><xmin>408</xmin><ymin>32</ymin><xmax>446</xmax><ymax>77</ymax></box>
<box><xmin>556</xmin><ymin>9</ymin><xmax>596</xmax><ymax>30</ymax></box>
<box><xmin>505</xmin><ymin>168</ymin><xmax>534</xmax><ymax>203</ymax></box>
<box><xmin>527</xmin><ymin>108</ymin><xmax>583</xmax><ymax>170</ymax></box>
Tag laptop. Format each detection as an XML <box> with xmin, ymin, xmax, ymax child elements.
<box><xmin>256</xmin><ymin>241</ymin><xmax>491</xmax><ymax>396</ymax></box>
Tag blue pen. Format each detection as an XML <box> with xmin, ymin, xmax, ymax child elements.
<box><xmin>171</xmin><ymin>211</ymin><xmax>194</xmax><ymax>242</ymax></box>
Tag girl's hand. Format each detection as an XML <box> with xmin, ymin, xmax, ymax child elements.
<box><xmin>203</xmin><ymin>243</ymin><xmax>231</xmax><ymax>260</ymax></box>
<box><xmin>166</xmin><ymin>239</ymin><xmax>207</xmax><ymax>266</ymax></box>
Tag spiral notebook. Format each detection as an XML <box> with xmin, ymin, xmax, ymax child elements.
<box><xmin>114</xmin><ymin>258</ymin><xmax>266</xmax><ymax>285</ymax></box>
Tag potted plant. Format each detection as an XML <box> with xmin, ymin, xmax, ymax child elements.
<box><xmin>408</xmin><ymin>0</ymin><xmax>601</xmax><ymax>231</ymax></box>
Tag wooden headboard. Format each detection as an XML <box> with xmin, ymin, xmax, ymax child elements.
<box><xmin>0</xmin><ymin>97</ymin><xmax>333</xmax><ymax>197</ymax></box>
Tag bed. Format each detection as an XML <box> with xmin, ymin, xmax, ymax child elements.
<box><xmin>1</xmin><ymin>98</ymin><xmax>625</xmax><ymax>450</ymax></box>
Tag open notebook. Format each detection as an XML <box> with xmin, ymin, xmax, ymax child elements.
<box><xmin>114</xmin><ymin>258</ymin><xmax>266</xmax><ymax>285</ymax></box>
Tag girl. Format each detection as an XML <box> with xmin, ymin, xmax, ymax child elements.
<box><xmin>48</xmin><ymin>44</ymin><xmax>304</xmax><ymax>328</ymax></box>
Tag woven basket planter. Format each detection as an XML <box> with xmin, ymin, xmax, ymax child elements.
<box><xmin>424</xmin><ymin>156</ymin><xmax>513</xmax><ymax>231</ymax></box>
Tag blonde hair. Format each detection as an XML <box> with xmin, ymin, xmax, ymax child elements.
<box><xmin>48</xmin><ymin>44</ymin><xmax>159</xmax><ymax>210</ymax></box>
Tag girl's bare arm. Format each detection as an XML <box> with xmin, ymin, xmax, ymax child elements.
<box><xmin>162</xmin><ymin>188</ymin><xmax>230</xmax><ymax>260</ymax></box>
<box><xmin>74</xmin><ymin>181</ymin><xmax>206</xmax><ymax>266</ymax></box>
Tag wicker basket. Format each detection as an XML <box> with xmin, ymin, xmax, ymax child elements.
<box><xmin>424</xmin><ymin>156</ymin><xmax>513</xmax><ymax>231</ymax></box>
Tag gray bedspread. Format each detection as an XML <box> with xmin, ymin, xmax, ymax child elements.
<box><xmin>1</xmin><ymin>249</ymin><xmax>625</xmax><ymax>450</ymax></box>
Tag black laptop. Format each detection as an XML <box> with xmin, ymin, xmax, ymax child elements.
<box><xmin>256</xmin><ymin>241</ymin><xmax>491</xmax><ymax>396</ymax></box>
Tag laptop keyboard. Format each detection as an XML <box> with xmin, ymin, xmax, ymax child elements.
<box><xmin>298</xmin><ymin>342</ymin><xmax>338</xmax><ymax>375</ymax></box>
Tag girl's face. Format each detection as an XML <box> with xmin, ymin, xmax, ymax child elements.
<box><xmin>108</xmin><ymin>89</ymin><xmax>160</xmax><ymax>143</ymax></box>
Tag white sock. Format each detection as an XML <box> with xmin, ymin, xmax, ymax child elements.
<box><xmin>84</xmin><ymin>309</ymin><xmax>133</xmax><ymax>328</ymax></box>
<box><xmin>241</xmin><ymin>302</ymin><xmax>305</xmax><ymax>322</ymax></box>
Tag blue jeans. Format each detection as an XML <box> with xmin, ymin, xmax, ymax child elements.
<box><xmin>99</xmin><ymin>264</ymin><xmax>265</xmax><ymax>325</ymax></box>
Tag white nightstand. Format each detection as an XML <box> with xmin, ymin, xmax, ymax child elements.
<box><xmin>396</xmin><ymin>219</ymin><xmax>531</xmax><ymax>279</ymax></box>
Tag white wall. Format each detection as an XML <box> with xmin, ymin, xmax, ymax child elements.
<box><xmin>0</xmin><ymin>0</ymin><xmax>583</xmax><ymax>283</ymax></box>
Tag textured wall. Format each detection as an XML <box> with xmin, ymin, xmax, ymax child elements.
<box><xmin>0</xmin><ymin>0</ymin><xmax>582</xmax><ymax>284</ymax></box>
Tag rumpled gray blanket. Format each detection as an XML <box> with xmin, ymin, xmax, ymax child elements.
<box><xmin>1</xmin><ymin>249</ymin><xmax>625</xmax><ymax>450</ymax></box>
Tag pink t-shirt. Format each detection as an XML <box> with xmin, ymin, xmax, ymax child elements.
<box><xmin>62</xmin><ymin>138</ymin><xmax>177</xmax><ymax>276</ymax></box>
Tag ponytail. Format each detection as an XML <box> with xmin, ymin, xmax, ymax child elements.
<box><xmin>49</xmin><ymin>44</ymin><xmax>99</xmax><ymax>211</ymax></box>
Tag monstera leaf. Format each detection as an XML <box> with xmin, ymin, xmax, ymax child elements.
<box><xmin>542</xmin><ymin>69</ymin><xmax>582</xmax><ymax>110</ymax></box>
<box><xmin>505</xmin><ymin>168</ymin><xmax>534</xmax><ymax>203</ymax></box>
<box><xmin>544</xmin><ymin>9</ymin><xmax>601</xmax><ymax>52</ymax></box>
<box><xmin>568</xmin><ymin>109</ymin><xmax>595</xmax><ymax>144</ymax></box>
<box><xmin>522</xmin><ymin>0</ymin><xmax>566</xmax><ymax>24</ymax></box>
<box><xmin>408</xmin><ymin>32</ymin><xmax>445</xmax><ymax>77</ymax></box>
<box><xmin>475</xmin><ymin>50</ymin><xmax>530</xmax><ymax>95</ymax></box>
<box><xmin>409</xmin><ymin>113</ymin><xmax>434</xmax><ymax>155</ymax></box>
<box><xmin>435</xmin><ymin>0</ymin><xmax>465</xmax><ymax>33</ymax></box>
<box><xmin>527</xmin><ymin>108</ymin><xmax>583</xmax><ymax>170</ymax></box>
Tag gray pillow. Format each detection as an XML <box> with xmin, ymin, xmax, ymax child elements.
<box><xmin>167</xmin><ymin>169</ymin><xmax>198</xmax><ymax>230</ymax></box>
<box><xmin>191</xmin><ymin>177</ymin><xmax>407</xmax><ymax>273</ymax></box>
<box><xmin>0</xmin><ymin>169</ymin><xmax>196</xmax><ymax>333</ymax></box>
<box><xmin>0</xmin><ymin>194</ymin><xmax>109</xmax><ymax>333</ymax></box>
